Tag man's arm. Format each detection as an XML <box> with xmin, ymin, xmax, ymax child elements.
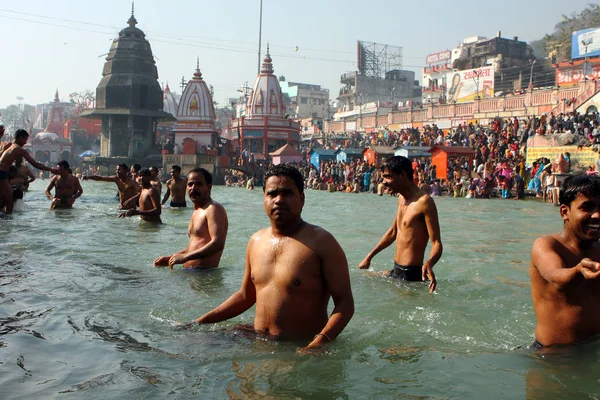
<box><xmin>72</xmin><ymin>177</ymin><xmax>83</xmax><ymax>201</ymax></box>
<box><xmin>193</xmin><ymin>237</ymin><xmax>257</xmax><ymax>324</ymax></box>
<box><xmin>20</xmin><ymin>149</ymin><xmax>56</xmax><ymax>172</ymax></box>
<box><xmin>304</xmin><ymin>232</ymin><xmax>354</xmax><ymax>350</ymax></box>
<box><xmin>45</xmin><ymin>177</ymin><xmax>57</xmax><ymax>200</ymax></box>
<box><xmin>169</xmin><ymin>204</ymin><xmax>228</xmax><ymax>267</ymax></box>
<box><xmin>422</xmin><ymin>197</ymin><xmax>443</xmax><ymax>292</ymax></box>
<box><xmin>532</xmin><ymin>236</ymin><xmax>600</xmax><ymax>290</ymax></box>
<box><xmin>358</xmin><ymin>214</ymin><xmax>398</xmax><ymax>269</ymax></box>
<box><xmin>25</xmin><ymin>167</ymin><xmax>35</xmax><ymax>184</ymax></box>
<box><xmin>161</xmin><ymin>180</ymin><xmax>171</xmax><ymax>205</ymax></box>
<box><xmin>83</xmin><ymin>175</ymin><xmax>117</xmax><ymax>183</ymax></box>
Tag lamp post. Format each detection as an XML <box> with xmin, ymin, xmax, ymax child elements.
<box><xmin>528</xmin><ymin>59</ymin><xmax>537</xmax><ymax>90</ymax></box>
<box><xmin>582</xmin><ymin>38</ymin><xmax>592</xmax><ymax>79</ymax></box>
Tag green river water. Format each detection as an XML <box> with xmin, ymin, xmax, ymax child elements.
<box><xmin>1</xmin><ymin>180</ymin><xmax>599</xmax><ymax>399</ymax></box>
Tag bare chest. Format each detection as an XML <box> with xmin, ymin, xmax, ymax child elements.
<box><xmin>396</xmin><ymin>204</ymin><xmax>423</xmax><ymax>231</ymax></box>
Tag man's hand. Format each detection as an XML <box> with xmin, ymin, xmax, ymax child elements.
<box><xmin>357</xmin><ymin>257</ymin><xmax>371</xmax><ymax>270</ymax></box>
<box><xmin>50</xmin><ymin>168</ymin><xmax>60</xmax><ymax>175</ymax></box>
<box><xmin>153</xmin><ymin>256</ymin><xmax>170</xmax><ymax>267</ymax></box>
<box><xmin>297</xmin><ymin>342</ymin><xmax>328</xmax><ymax>356</ymax></box>
<box><xmin>422</xmin><ymin>263</ymin><xmax>437</xmax><ymax>293</ymax></box>
<box><xmin>119</xmin><ymin>209</ymin><xmax>138</xmax><ymax>218</ymax></box>
<box><xmin>82</xmin><ymin>176</ymin><xmax>89</xmax><ymax>181</ymax></box>
<box><xmin>168</xmin><ymin>253</ymin><xmax>187</xmax><ymax>269</ymax></box>
<box><xmin>579</xmin><ymin>258</ymin><xmax>600</xmax><ymax>280</ymax></box>
<box><xmin>122</xmin><ymin>197</ymin><xmax>138</xmax><ymax>209</ymax></box>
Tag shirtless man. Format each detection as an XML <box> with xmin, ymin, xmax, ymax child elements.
<box><xmin>188</xmin><ymin>165</ymin><xmax>354</xmax><ymax>351</ymax></box>
<box><xmin>161</xmin><ymin>165</ymin><xmax>187</xmax><ymax>208</ymax></box>
<box><xmin>530</xmin><ymin>174</ymin><xmax>600</xmax><ymax>348</ymax></box>
<box><xmin>44</xmin><ymin>160</ymin><xmax>83</xmax><ymax>209</ymax></box>
<box><xmin>119</xmin><ymin>169</ymin><xmax>162</xmax><ymax>222</ymax></box>
<box><xmin>83</xmin><ymin>163</ymin><xmax>141</xmax><ymax>209</ymax></box>
<box><xmin>154</xmin><ymin>168</ymin><xmax>228</xmax><ymax>268</ymax></box>
<box><xmin>149</xmin><ymin>166</ymin><xmax>162</xmax><ymax>195</ymax></box>
<box><xmin>358</xmin><ymin>156</ymin><xmax>443</xmax><ymax>293</ymax></box>
<box><xmin>0</xmin><ymin>129</ymin><xmax>59</xmax><ymax>214</ymax></box>
<box><xmin>15</xmin><ymin>156</ymin><xmax>35</xmax><ymax>191</ymax></box>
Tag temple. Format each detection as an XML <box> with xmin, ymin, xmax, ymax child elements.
<box><xmin>172</xmin><ymin>60</ymin><xmax>220</xmax><ymax>152</ymax></box>
<box><xmin>82</xmin><ymin>5</ymin><xmax>174</xmax><ymax>160</ymax></box>
<box><xmin>26</xmin><ymin>90</ymin><xmax>72</xmax><ymax>163</ymax></box>
<box><xmin>222</xmin><ymin>46</ymin><xmax>301</xmax><ymax>161</ymax></box>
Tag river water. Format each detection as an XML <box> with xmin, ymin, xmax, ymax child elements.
<box><xmin>1</xmin><ymin>179</ymin><xmax>599</xmax><ymax>399</ymax></box>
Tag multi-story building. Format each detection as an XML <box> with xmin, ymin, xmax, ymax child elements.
<box><xmin>279</xmin><ymin>78</ymin><xmax>330</xmax><ymax>119</ymax></box>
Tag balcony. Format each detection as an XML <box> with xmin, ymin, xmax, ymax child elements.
<box><xmin>423</xmin><ymin>64</ymin><xmax>452</xmax><ymax>75</ymax></box>
<box><xmin>422</xmin><ymin>85</ymin><xmax>447</xmax><ymax>94</ymax></box>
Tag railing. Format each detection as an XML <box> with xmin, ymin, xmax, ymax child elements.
<box><xmin>433</xmin><ymin>105</ymin><xmax>452</xmax><ymax>118</ymax></box>
<box><xmin>532</xmin><ymin>92</ymin><xmax>552</xmax><ymax>105</ymax></box>
<box><xmin>505</xmin><ymin>97</ymin><xmax>525</xmax><ymax>110</ymax></box>
<box><xmin>455</xmin><ymin>103</ymin><xmax>473</xmax><ymax>116</ymax></box>
<box><xmin>480</xmin><ymin>99</ymin><xmax>500</xmax><ymax>112</ymax></box>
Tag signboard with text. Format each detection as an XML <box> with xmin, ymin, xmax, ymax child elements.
<box><xmin>446</xmin><ymin>66</ymin><xmax>495</xmax><ymax>103</ymax></box>
<box><xmin>572</xmin><ymin>28</ymin><xmax>600</xmax><ymax>60</ymax></box>
<box><xmin>556</xmin><ymin>62</ymin><xmax>600</xmax><ymax>86</ymax></box>
<box><xmin>426</xmin><ymin>51</ymin><xmax>451</xmax><ymax>65</ymax></box>
<box><xmin>526</xmin><ymin>146</ymin><xmax>596</xmax><ymax>169</ymax></box>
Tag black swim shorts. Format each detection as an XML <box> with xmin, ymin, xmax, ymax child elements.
<box><xmin>170</xmin><ymin>201</ymin><xmax>187</xmax><ymax>208</ymax></box>
<box><xmin>389</xmin><ymin>263</ymin><xmax>422</xmax><ymax>281</ymax></box>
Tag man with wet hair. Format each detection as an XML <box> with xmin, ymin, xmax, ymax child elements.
<box><xmin>83</xmin><ymin>163</ymin><xmax>141</xmax><ymax>209</ymax></box>
<box><xmin>45</xmin><ymin>160</ymin><xmax>83</xmax><ymax>209</ymax></box>
<box><xmin>154</xmin><ymin>168</ymin><xmax>228</xmax><ymax>268</ymax></box>
<box><xmin>161</xmin><ymin>165</ymin><xmax>187</xmax><ymax>207</ymax></box>
<box><xmin>119</xmin><ymin>169</ymin><xmax>162</xmax><ymax>223</ymax></box>
<box><xmin>0</xmin><ymin>129</ymin><xmax>59</xmax><ymax>214</ymax></box>
<box><xmin>358</xmin><ymin>155</ymin><xmax>443</xmax><ymax>293</ymax></box>
<box><xmin>530</xmin><ymin>174</ymin><xmax>600</xmax><ymax>348</ymax></box>
<box><xmin>189</xmin><ymin>165</ymin><xmax>354</xmax><ymax>352</ymax></box>
<box><xmin>149</xmin><ymin>166</ymin><xmax>162</xmax><ymax>195</ymax></box>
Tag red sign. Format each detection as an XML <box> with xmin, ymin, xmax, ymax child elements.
<box><xmin>426</xmin><ymin>51</ymin><xmax>451</xmax><ymax>65</ymax></box>
<box><xmin>556</xmin><ymin>63</ymin><xmax>600</xmax><ymax>86</ymax></box>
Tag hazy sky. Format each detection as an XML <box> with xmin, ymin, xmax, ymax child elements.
<box><xmin>0</xmin><ymin>0</ymin><xmax>593</xmax><ymax>109</ymax></box>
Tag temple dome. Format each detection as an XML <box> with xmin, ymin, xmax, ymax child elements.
<box><xmin>35</xmin><ymin>131</ymin><xmax>59</xmax><ymax>141</ymax></box>
<box><xmin>176</xmin><ymin>61</ymin><xmax>216</xmax><ymax>126</ymax></box>
<box><xmin>246</xmin><ymin>47</ymin><xmax>286</xmax><ymax>119</ymax></box>
<box><xmin>163</xmin><ymin>83</ymin><xmax>178</xmax><ymax>116</ymax></box>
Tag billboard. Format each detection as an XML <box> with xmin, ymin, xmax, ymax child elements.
<box><xmin>571</xmin><ymin>28</ymin><xmax>600</xmax><ymax>60</ymax></box>
<box><xmin>556</xmin><ymin>62</ymin><xmax>600</xmax><ymax>86</ymax></box>
<box><xmin>446</xmin><ymin>66</ymin><xmax>495</xmax><ymax>103</ymax></box>
<box><xmin>426</xmin><ymin>51</ymin><xmax>451</xmax><ymax>65</ymax></box>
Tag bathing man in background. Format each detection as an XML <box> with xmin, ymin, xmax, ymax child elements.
<box><xmin>82</xmin><ymin>163</ymin><xmax>141</xmax><ymax>209</ymax></box>
<box><xmin>189</xmin><ymin>165</ymin><xmax>354</xmax><ymax>351</ymax></box>
<box><xmin>154</xmin><ymin>168</ymin><xmax>228</xmax><ymax>268</ymax></box>
<box><xmin>119</xmin><ymin>169</ymin><xmax>162</xmax><ymax>223</ymax></box>
<box><xmin>45</xmin><ymin>160</ymin><xmax>83</xmax><ymax>209</ymax></box>
<box><xmin>530</xmin><ymin>174</ymin><xmax>600</xmax><ymax>348</ymax></box>
<box><xmin>358</xmin><ymin>156</ymin><xmax>443</xmax><ymax>293</ymax></box>
<box><xmin>161</xmin><ymin>165</ymin><xmax>188</xmax><ymax>207</ymax></box>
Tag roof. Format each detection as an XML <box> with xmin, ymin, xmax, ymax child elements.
<box><xmin>269</xmin><ymin>143</ymin><xmax>303</xmax><ymax>156</ymax></box>
<box><xmin>334</xmin><ymin>147</ymin><xmax>363</xmax><ymax>155</ymax></box>
<box><xmin>309</xmin><ymin>149</ymin><xmax>337</xmax><ymax>156</ymax></box>
<box><xmin>393</xmin><ymin>146</ymin><xmax>432</xmax><ymax>151</ymax></box>
<box><xmin>366</xmin><ymin>146</ymin><xmax>395</xmax><ymax>155</ymax></box>
<box><xmin>428</xmin><ymin>146</ymin><xmax>475</xmax><ymax>155</ymax></box>
<box><xmin>81</xmin><ymin>108</ymin><xmax>176</xmax><ymax>122</ymax></box>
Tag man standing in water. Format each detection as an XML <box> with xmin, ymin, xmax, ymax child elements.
<box><xmin>83</xmin><ymin>163</ymin><xmax>141</xmax><ymax>209</ymax></box>
<box><xmin>15</xmin><ymin>156</ymin><xmax>35</xmax><ymax>191</ymax></box>
<box><xmin>119</xmin><ymin>169</ymin><xmax>162</xmax><ymax>222</ymax></box>
<box><xmin>358</xmin><ymin>156</ymin><xmax>443</xmax><ymax>293</ymax></box>
<box><xmin>154</xmin><ymin>168</ymin><xmax>228</xmax><ymax>268</ymax></box>
<box><xmin>530</xmin><ymin>175</ymin><xmax>600</xmax><ymax>348</ymax></box>
<box><xmin>188</xmin><ymin>165</ymin><xmax>354</xmax><ymax>351</ymax></box>
<box><xmin>161</xmin><ymin>165</ymin><xmax>187</xmax><ymax>207</ymax></box>
<box><xmin>44</xmin><ymin>160</ymin><xmax>83</xmax><ymax>209</ymax></box>
<box><xmin>0</xmin><ymin>129</ymin><xmax>59</xmax><ymax>214</ymax></box>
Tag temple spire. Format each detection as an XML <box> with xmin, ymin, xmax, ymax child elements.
<box><xmin>54</xmin><ymin>88</ymin><xmax>59</xmax><ymax>101</ymax></box>
<box><xmin>193</xmin><ymin>57</ymin><xmax>203</xmax><ymax>80</ymax></box>
<box><xmin>127</xmin><ymin>2</ymin><xmax>137</xmax><ymax>27</ymax></box>
<box><xmin>260</xmin><ymin>43</ymin><xmax>274</xmax><ymax>74</ymax></box>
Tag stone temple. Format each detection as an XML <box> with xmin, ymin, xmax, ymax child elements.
<box><xmin>83</xmin><ymin>6</ymin><xmax>174</xmax><ymax>160</ymax></box>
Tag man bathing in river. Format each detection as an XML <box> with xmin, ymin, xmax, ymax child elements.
<box><xmin>358</xmin><ymin>156</ymin><xmax>443</xmax><ymax>293</ymax></box>
<box><xmin>45</xmin><ymin>160</ymin><xmax>83</xmax><ymax>209</ymax></box>
<box><xmin>188</xmin><ymin>165</ymin><xmax>354</xmax><ymax>351</ymax></box>
<box><xmin>83</xmin><ymin>163</ymin><xmax>141</xmax><ymax>209</ymax></box>
<box><xmin>119</xmin><ymin>169</ymin><xmax>162</xmax><ymax>223</ymax></box>
<box><xmin>530</xmin><ymin>174</ymin><xmax>600</xmax><ymax>349</ymax></box>
<box><xmin>154</xmin><ymin>168</ymin><xmax>228</xmax><ymax>269</ymax></box>
<box><xmin>0</xmin><ymin>129</ymin><xmax>59</xmax><ymax>214</ymax></box>
<box><xmin>161</xmin><ymin>165</ymin><xmax>187</xmax><ymax>208</ymax></box>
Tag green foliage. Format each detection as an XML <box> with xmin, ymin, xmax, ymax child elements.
<box><xmin>541</xmin><ymin>4</ymin><xmax>600</xmax><ymax>61</ymax></box>
<box><xmin>0</xmin><ymin>104</ymin><xmax>36</xmax><ymax>138</ymax></box>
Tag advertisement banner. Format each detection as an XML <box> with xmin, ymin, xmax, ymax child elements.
<box><xmin>556</xmin><ymin>62</ymin><xmax>600</xmax><ymax>86</ymax></box>
<box><xmin>446</xmin><ymin>66</ymin><xmax>494</xmax><ymax>103</ymax></box>
<box><xmin>571</xmin><ymin>28</ymin><xmax>600</xmax><ymax>60</ymax></box>
<box><xmin>526</xmin><ymin>146</ymin><xmax>596</xmax><ymax>169</ymax></box>
<box><xmin>426</xmin><ymin>50</ymin><xmax>451</xmax><ymax>65</ymax></box>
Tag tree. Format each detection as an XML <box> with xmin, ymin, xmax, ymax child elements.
<box><xmin>540</xmin><ymin>4</ymin><xmax>600</xmax><ymax>62</ymax></box>
<box><xmin>68</xmin><ymin>90</ymin><xmax>95</xmax><ymax>131</ymax></box>
<box><xmin>0</xmin><ymin>104</ymin><xmax>36</xmax><ymax>138</ymax></box>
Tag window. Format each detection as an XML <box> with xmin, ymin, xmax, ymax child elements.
<box><xmin>300</xmin><ymin>97</ymin><xmax>308</xmax><ymax>104</ymax></box>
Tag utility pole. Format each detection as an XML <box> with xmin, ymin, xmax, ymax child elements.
<box><xmin>257</xmin><ymin>0</ymin><xmax>263</xmax><ymax>75</ymax></box>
